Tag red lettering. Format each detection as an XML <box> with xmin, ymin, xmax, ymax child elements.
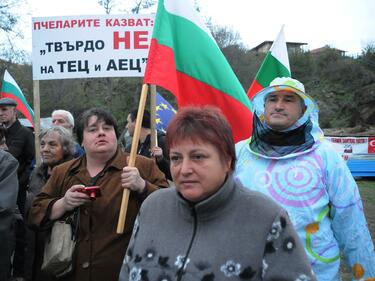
<box><xmin>134</xmin><ymin>31</ymin><xmax>149</xmax><ymax>49</ymax></box>
<box><xmin>113</xmin><ymin>31</ymin><xmax>130</xmax><ymax>49</ymax></box>
<box><xmin>113</xmin><ymin>19</ymin><xmax>120</xmax><ymax>26</ymax></box>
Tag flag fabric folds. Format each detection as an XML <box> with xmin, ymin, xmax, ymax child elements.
<box><xmin>1</xmin><ymin>70</ymin><xmax>34</xmax><ymax>126</ymax></box>
<box><xmin>247</xmin><ymin>26</ymin><xmax>291</xmax><ymax>99</ymax></box>
<box><xmin>156</xmin><ymin>92</ymin><xmax>176</xmax><ymax>132</ymax></box>
<box><xmin>144</xmin><ymin>0</ymin><xmax>253</xmax><ymax>142</ymax></box>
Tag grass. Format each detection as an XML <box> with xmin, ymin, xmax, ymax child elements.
<box><xmin>340</xmin><ymin>179</ymin><xmax>375</xmax><ymax>281</ymax></box>
<box><xmin>358</xmin><ymin>180</ymin><xmax>375</xmax><ymax>236</ymax></box>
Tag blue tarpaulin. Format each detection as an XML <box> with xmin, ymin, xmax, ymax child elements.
<box><xmin>347</xmin><ymin>155</ymin><xmax>375</xmax><ymax>177</ymax></box>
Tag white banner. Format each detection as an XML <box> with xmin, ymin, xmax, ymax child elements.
<box><xmin>32</xmin><ymin>14</ymin><xmax>154</xmax><ymax>80</ymax></box>
<box><xmin>325</xmin><ymin>136</ymin><xmax>375</xmax><ymax>160</ymax></box>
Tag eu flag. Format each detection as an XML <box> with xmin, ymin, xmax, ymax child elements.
<box><xmin>156</xmin><ymin>92</ymin><xmax>176</xmax><ymax>132</ymax></box>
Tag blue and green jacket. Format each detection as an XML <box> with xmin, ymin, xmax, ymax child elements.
<box><xmin>235</xmin><ymin>85</ymin><xmax>375</xmax><ymax>281</ymax></box>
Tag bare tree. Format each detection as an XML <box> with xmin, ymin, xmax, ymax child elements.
<box><xmin>98</xmin><ymin>0</ymin><xmax>117</xmax><ymax>14</ymax></box>
<box><xmin>210</xmin><ymin>25</ymin><xmax>243</xmax><ymax>49</ymax></box>
<box><xmin>0</xmin><ymin>0</ymin><xmax>26</xmax><ymax>62</ymax></box>
<box><xmin>0</xmin><ymin>0</ymin><xmax>18</xmax><ymax>32</ymax></box>
<box><xmin>98</xmin><ymin>0</ymin><xmax>157</xmax><ymax>15</ymax></box>
<box><xmin>131</xmin><ymin>0</ymin><xmax>156</xmax><ymax>14</ymax></box>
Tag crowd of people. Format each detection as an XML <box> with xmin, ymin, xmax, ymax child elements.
<box><xmin>0</xmin><ymin>76</ymin><xmax>374</xmax><ymax>281</ymax></box>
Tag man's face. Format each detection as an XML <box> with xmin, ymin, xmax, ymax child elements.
<box><xmin>264</xmin><ymin>91</ymin><xmax>305</xmax><ymax>131</ymax></box>
<box><xmin>52</xmin><ymin>113</ymin><xmax>73</xmax><ymax>130</ymax></box>
<box><xmin>126</xmin><ymin>114</ymin><xmax>135</xmax><ymax>137</ymax></box>
<box><xmin>0</xmin><ymin>106</ymin><xmax>17</xmax><ymax>126</ymax></box>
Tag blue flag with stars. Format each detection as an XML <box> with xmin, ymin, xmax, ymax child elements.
<box><xmin>156</xmin><ymin>92</ymin><xmax>176</xmax><ymax>132</ymax></box>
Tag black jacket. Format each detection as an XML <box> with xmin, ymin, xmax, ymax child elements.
<box><xmin>5</xmin><ymin>119</ymin><xmax>35</xmax><ymax>213</ymax></box>
<box><xmin>5</xmin><ymin>119</ymin><xmax>35</xmax><ymax>187</ymax></box>
<box><xmin>128</xmin><ymin>132</ymin><xmax>172</xmax><ymax>180</ymax></box>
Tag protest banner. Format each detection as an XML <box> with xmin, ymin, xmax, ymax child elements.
<box><xmin>32</xmin><ymin>14</ymin><xmax>154</xmax><ymax>80</ymax></box>
<box><xmin>325</xmin><ymin>136</ymin><xmax>375</xmax><ymax>160</ymax></box>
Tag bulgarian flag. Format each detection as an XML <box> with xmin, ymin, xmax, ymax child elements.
<box><xmin>247</xmin><ymin>26</ymin><xmax>291</xmax><ymax>99</ymax></box>
<box><xmin>1</xmin><ymin>70</ymin><xmax>34</xmax><ymax>126</ymax></box>
<box><xmin>144</xmin><ymin>0</ymin><xmax>253</xmax><ymax>142</ymax></box>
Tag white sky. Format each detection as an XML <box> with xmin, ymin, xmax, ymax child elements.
<box><xmin>17</xmin><ymin>0</ymin><xmax>375</xmax><ymax>56</ymax></box>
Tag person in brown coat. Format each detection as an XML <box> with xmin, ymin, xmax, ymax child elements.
<box><xmin>28</xmin><ymin>108</ymin><xmax>168</xmax><ymax>281</ymax></box>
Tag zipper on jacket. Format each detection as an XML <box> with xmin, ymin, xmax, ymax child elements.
<box><xmin>176</xmin><ymin>208</ymin><xmax>198</xmax><ymax>281</ymax></box>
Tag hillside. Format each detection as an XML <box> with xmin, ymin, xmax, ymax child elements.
<box><xmin>1</xmin><ymin>46</ymin><xmax>375</xmax><ymax>131</ymax></box>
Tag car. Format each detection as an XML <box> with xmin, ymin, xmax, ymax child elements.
<box><xmin>19</xmin><ymin>117</ymin><xmax>52</xmax><ymax>131</ymax></box>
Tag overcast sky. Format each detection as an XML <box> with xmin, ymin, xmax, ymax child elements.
<box><xmin>19</xmin><ymin>0</ymin><xmax>375</xmax><ymax>55</ymax></box>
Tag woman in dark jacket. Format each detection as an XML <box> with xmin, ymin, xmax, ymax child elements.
<box><xmin>28</xmin><ymin>108</ymin><xmax>168</xmax><ymax>281</ymax></box>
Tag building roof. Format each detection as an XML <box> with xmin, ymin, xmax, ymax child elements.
<box><xmin>310</xmin><ymin>45</ymin><xmax>346</xmax><ymax>54</ymax></box>
<box><xmin>251</xmin><ymin>41</ymin><xmax>308</xmax><ymax>52</ymax></box>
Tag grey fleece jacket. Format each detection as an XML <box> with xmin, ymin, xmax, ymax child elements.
<box><xmin>119</xmin><ymin>175</ymin><xmax>316</xmax><ymax>281</ymax></box>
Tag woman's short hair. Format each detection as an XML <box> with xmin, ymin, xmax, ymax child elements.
<box><xmin>39</xmin><ymin>126</ymin><xmax>75</xmax><ymax>157</ymax></box>
<box><xmin>166</xmin><ymin>106</ymin><xmax>236</xmax><ymax>171</ymax></box>
<box><xmin>76</xmin><ymin>108</ymin><xmax>119</xmax><ymax>145</ymax></box>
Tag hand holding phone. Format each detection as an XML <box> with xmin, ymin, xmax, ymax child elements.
<box><xmin>78</xmin><ymin>186</ymin><xmax>101</xmax><ymax>200</ymax></box>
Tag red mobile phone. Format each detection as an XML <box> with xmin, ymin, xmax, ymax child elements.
<box><xmin>79</xmin><ymin>186</ymin><xmax>101</xmax><ymax>200</ymax></box>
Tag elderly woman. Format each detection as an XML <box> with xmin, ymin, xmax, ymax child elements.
<box><xmin>26</xmin><ymin>126</ymin><xmax>76</xmax><ymax>281</ymax></box>
<box><xmin>119</xmin><ymin>106</ymin><xmax>316</xmax><ymax>281</ymax></box>
<box><xmin>28</xmin><ymin>126</ymin><xmax>76</xmax><ymax>201</ymax></box>
<box><xmin>28</xmin><ymin>108</ymin><xmax>168</xmax><ymax>281</ymax></box>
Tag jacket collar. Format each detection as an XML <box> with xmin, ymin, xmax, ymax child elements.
<box><xmin>6</xmin><ymin>119</ymin><xmax>22</xmax><ymax>134</ymax></box>
<box><xmin>68</xmin><ymin>146</ymin><xmax>127</xmax><ymax>179</ymax></box>
<box><xmin>176</xmin><ymin>175</ymin><xmax>236</xmax><ymax>221</ymax></box>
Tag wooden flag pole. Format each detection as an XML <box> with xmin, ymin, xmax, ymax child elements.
<box><xmin>116</xmin><ymin>83</ymin><xmax>149</xmax><ymax>234</ymax></box>
<box><xmin>33</xmin><ymin>80</ymin><xmax>41</xmax><ymax>166</ymax></box>
<box><xmin>150</xmin><ymin>85</ymin><xmax>157</xmax><ymax>148</ymax></box>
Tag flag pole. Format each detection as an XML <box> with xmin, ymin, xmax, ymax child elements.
<box><xmin>116</xmin><ymin>83</ymin><xmax>149</xmax><ymax>234</ymax></box>
<box><xmin>150</xmin><ymin>85</ymin><xmax>157</xmax><ymax>148</ymax></box>
<box><xmin>33</xmin><ymin>80</ymin><xmax>41</xmax><ymax>166</ymax></box>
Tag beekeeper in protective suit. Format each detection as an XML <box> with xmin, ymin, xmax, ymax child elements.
<box><xmin>235</xmin><ymin>77</ymin><xmax>375</xmax><ymax>280</ymax></box>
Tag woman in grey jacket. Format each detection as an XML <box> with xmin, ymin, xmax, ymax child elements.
<box><xmin>119</xmin><ymin>106</ymin><xmax>316</xmax><ymax>281</ymax></box>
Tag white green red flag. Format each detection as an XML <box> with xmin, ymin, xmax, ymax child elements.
<box><xmin>144</xmin><ymin>0</ymin><xmax>253</xmax><ymax>142</ymax></box>
<box><xmin>1</xmin><ymin>70</ymin><xmax>34</xmax><ymax>126</ymax></box>
<box><xmin>247</xmin><ymin>26</ymin><xmax>291</xmax><ymax>99</ymax></box>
